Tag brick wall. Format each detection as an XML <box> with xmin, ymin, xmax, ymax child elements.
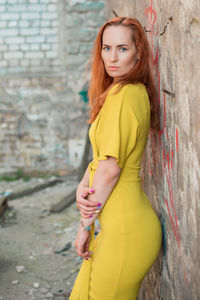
<box><xmin>0</xmin><ymin>0</ymin><xmax>105</xmax><ymax>175</ymax></box>
<box><xmin>0</xmin><ymin>0</ymin><xmax>61</xmax><ymax>74</ymax></box>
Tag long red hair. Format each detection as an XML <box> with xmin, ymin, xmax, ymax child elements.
<box><xmin>86</xmin><ymin>17</ymin><xmax>160</xmax><ymax>131</ymax></box>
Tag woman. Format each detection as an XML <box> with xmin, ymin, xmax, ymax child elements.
<box><xmin>69</xmin><ymin>17</ymin><xmax>162</xmax><ymax>300</ymax></box>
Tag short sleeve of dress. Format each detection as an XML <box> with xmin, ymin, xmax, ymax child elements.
<box><xmin>98</xmin><ymin>86</ymin><xmax>140</xmax><ymax>168</ymax></box>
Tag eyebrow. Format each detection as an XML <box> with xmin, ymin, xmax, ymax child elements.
<box><xmin>102</xmin><ymin>44</ymin><xmax>129</xmax><ymax>47</ymax></box>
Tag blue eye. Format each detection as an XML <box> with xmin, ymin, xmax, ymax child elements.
<box><xmin>103</xmin><ymin>46</ymin><xmax>110</xmax><ymax>51</ymax></box>
<box><xmin>120</xmin><ymin>47</ymin><xmax>127</xmax><ymax>52</ymax></box>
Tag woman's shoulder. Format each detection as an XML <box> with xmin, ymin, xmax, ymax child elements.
<box><xmin>120</xmin><ymin>83</ymin><xmax>147</xmax><ymax>97</ymax></box>
<box><xmin>109</xmin><ymin>82</ymin><xmax>146</xmax><ymax>96</ymax></box>
<box><xmin>108</xmin><ymin>82</ymin><xmax>148</xmax><ymax>107</ymax></box>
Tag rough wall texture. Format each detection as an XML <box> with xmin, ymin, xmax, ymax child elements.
<box><xmin>0</xmin><ymin>0</ymin><xmax>105</xmax><ymax>175</ymax></box>
<box><xmin>0</xmin><ymin>0</ymin><xmax>60</xmax><ymax>74</ymax></box>
<box><xmin>104</xmin><ymin>1</ymin><xmax>200</xmax><ymax>299</ymax></box>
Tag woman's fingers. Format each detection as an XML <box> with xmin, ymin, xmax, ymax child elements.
<box><xmin>78</xmin><ymin>198</ymin><xmax>97</xmax><ymax>207</ymax></box>
<box><xmin>81</xmin><ymin>187</ymin><xmax>95</xmax><ymax>198</ymax></box>
<box><xmin>79</xmin><ymin>202</ymin><xmax>100</xmax><ymax>212</ymax></box>
<box><xmin>76</xmin><ymin>187</ymin><xmax>93</xmax><ymax>206</ymax></box>
<box><xmin>77</xmin><ymin>195</ymin><xmax>98</xmax><ymax>207</ymax></box>
<box><xmin>77</xmin><ymin>187</ymin><xmax>101</xmax><ymax>207</ymax></box>
<box><xmin>77</xmin><ymin>198</ymin><xmax>101</xmax><ymax>212</ymax></box>
<box><xmin>79</xmin><ymin>205</ymin><xmax>101</xmax><ymax>217</ymax></box>
<box><xmin>83</xmin><ymin>251</ymin><xmax>93</xmax><ymax>260</ymax></box>
<box><xmin>80</xmin><ymin>207</ymin><xmax>101</xmax><ymax>218</ymax></box>
<box><xmin>75</xmin><ymin>245</ymin><xmax>93</xmax><ymax>260</ymax></box>
<box><xmin>80</xmin><ymin>211</ymin><xmax>94</xmax><ymax>218</ymax></box>
<box><xmin>76</xmin><ymin>186</ymin><xmax>102</xmax><ymax>217</ymax></box>
<box><xmin>75</xmin><ymin>243</ymin><xmax>88</xmax><ymax>259</ymax></box>
<box><xmin>81</xmin><ymin>213</ymin><xmax>91</xmax><ymax>218</ymax></box>
<box><xmin>78</xmin><ymin>187</ymin><xmax>96</xmax><ymax>203</ymax></box>
<box><xmin>82</xmin><ymin>235</ymin><xmax>93</xmax><ymax>260</ymax></box>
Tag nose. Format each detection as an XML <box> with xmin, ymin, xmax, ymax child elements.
<box><xmin>109</xmin><ymin>49</ymin><xmax>118</xmax><ymax>62</ymax></box>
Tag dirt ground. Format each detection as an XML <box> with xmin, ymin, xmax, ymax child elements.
<box><xmin>0</xmin><ymin>176</ymin><xmax>100</xmax><ymax>300</ymax></box>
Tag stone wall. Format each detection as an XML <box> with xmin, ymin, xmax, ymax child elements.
<box><xmin>105</xmin><ymin>0</ymin><xmax>200</xmax><ymax>299</ymax></box>
<box><xmin>0</xmin><ymin>0</ymin><xmax>105</xmax><ymax>175</ymax></box>
<box><xmin>0</xmin><ymin>0</ymin><xmax>62</xmax><ymax>74</ymax></box>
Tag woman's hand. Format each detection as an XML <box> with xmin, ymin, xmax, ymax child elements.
<box><xmin>74</xmin><ymin>225</ymin><xmax>93</xmax><ymax>260</ymax></box>
<box><xmin>76</xmin><ymin>183</ymin><xmax>102</xmax><ymax>218</ymax></box>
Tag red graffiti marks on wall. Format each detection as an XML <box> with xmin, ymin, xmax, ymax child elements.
<box><xmin>144</xmin><ymin>0</ymin><xmax>188</xmax><ymax>285</ymax></box>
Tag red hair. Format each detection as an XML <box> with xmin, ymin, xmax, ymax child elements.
<box><xmin>86</xmin><ymin>17</ymin><xmax>160</xmax><ymax>131</ymax></box>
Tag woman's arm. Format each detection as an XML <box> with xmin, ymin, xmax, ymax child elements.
<box><xmin>78</xmin><ymin>165</ymin><xmax>89</xmax><ymax>187</ymax></box>
<box><xmin>79</xmin><ymin>156</ymin><xmax>122</xmax><ymax>229</ymax></box>
<box><xmin>76</xmin><ymin>166</ymin><xmax>100</xmax><ymax>217</ymax></box>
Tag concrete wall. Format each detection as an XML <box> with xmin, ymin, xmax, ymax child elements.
<box><xmin>105</xmin><ymin>0</ymin><xmax>200</xmax><ymax>299</ymax></box>
<box><xmin>0</xmin><ymin>0</ymin><xmax>105</xmax><ymax>175</ymax></box>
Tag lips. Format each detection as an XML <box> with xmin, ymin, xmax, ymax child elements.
<box><xmin>108</xmin><ymin>66</ymin><xmax>119</xmax><ymax>70</ymax></box>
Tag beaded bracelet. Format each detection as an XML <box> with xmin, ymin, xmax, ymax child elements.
<box><xmin>80</xmin><ymin>220</ymin><xmax>93</xmax><ymax>231</ymax></box>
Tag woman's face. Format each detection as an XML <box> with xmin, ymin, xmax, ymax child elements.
<box><xmin>101</xmin><ymin>25</ymin><xmax>138</xmax><ymax>82</ymax></box>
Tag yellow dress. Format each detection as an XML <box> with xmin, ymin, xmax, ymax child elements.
<box><xmin>69</xmin><ymin>83</ymin><xmax>162</xmax><ymax>300</ymax></box>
